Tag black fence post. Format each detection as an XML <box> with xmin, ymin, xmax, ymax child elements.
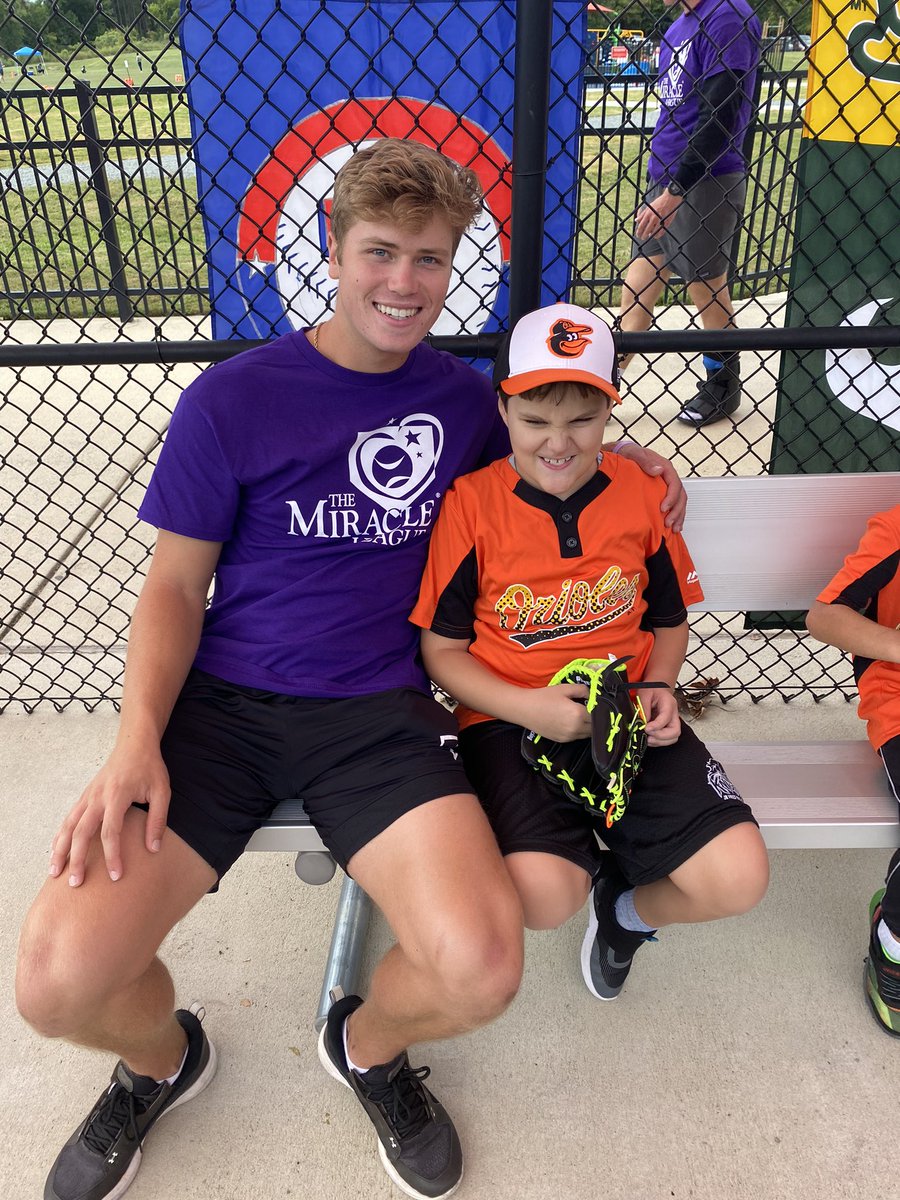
<box><xmin>507</xmin><ymin>0</ymin><xmax>553</xmax><ymax>326</ymax></box>
<box><xmin>74</xmin><ymin>81</ymin><xmax>133</xmax><ymax>323</ymax></box>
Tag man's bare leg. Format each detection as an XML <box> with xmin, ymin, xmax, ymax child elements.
<box><xmin>617</xmin><ymin>254</ymin><xmax>670</xmax><ymax>372</ymax></box>
<box><xmin>17</xmin><ymin>806</ymin><xmax>217</xmax><ymax>1078</ymax></box>
<box><xmin>343</xmin><ymin>793</ymin><xmax>524</xmax><ymax>1067</ymax></box>
<box><xmin>316</xmin><ymin>793</ymin><xmax>524</xmax><ymax>1200</ymax></box>
<box><xmin>686</xmin><ymin>272</ymin><xmax>735</xmax><ymax>333</ymax></box>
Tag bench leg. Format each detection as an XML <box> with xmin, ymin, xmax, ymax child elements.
<box><xmin>314</xmin><ymin>874</ymin><xmax>372</xmax><ymax>1030</ymax></box>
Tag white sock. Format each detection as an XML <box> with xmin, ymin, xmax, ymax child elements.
<box><xmin>342</xmin><ymin>1017</ymin><xmax>369</xmax><ymax>1076</ymax></box>
<box><xmin>614</xmin><ymin>888</ymin><xmax>656</xmax><ymax>934</ymax></box>
<box><xmin>878</xmin><ymin>918</ymin><xmax>900</xmax><ymax>963</ymax></box>
<box><xmin>157</xmin><ymin>1042</ymin><xmax>189</xmax><ymax>1087</ymax></box>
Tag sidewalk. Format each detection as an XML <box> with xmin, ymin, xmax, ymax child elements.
<box><xmin>2</xmin><ymin>695</ymin><xmax>894</xmax><ymax>1200</ymax></box>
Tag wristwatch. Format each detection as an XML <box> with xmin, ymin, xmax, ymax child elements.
<box><xmin>666</xmin><ymin>179</ymin><xmax>686</xmax><ymax>197</ymax></box>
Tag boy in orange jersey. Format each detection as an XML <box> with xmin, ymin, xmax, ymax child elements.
<box><xmin>411</xmin><ymin>301</ymin><xmax>768</xmax><ymax>1000</ymax></box>
<box><xmin>807</xmin><ymin>506</ymin><xmax>900</xmax><ymax>1035</ymax></box>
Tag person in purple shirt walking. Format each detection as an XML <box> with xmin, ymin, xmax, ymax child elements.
<box><xmin>16</xmin><ymin>139</ymin><xmax>686</xmax><ymax>1200</ymax></box>
<box><xmin>618</xmin><ymin>0</ymin><xmax>761</xmax><ymax>427</ymax></box>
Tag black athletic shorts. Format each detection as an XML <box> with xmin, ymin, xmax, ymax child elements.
<box><xmin>154</xmin><ymin>669</ymin><xmax>473</xmax><ymax>880</ymax></box>
<box><xmin>633</xmin><ymin>172</ymin><xmax>745</xmax><ymax>283</ymax></box>
<box><xmin>459</xmin><ymin>718</ymin><xmax>758</xmax><ymax>887</ymax></box>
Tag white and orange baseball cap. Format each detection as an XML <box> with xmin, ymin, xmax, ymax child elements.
<box><xmin>493</xmin><ymin>301</ymin><xmax>622</xmax><ymax>405</ymax></box>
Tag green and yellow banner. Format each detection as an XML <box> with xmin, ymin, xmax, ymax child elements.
<box><xmin>769</xmin><ymin>0</ymin><xmax>900</xmax><ymax>473</ymax></box>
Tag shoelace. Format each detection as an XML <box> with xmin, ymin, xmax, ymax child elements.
<box><xmin>81</xmin><ymin>1079</ymin><xmax>160</xmax><ymax>1156</ymax></box>
<box><xmin>360</xmin><ymin>1063</ymin><xmax>433</xmax><ymax>1143</ymax></box>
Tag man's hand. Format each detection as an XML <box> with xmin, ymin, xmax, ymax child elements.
<box><xmin>641</xmin><ymin>687</ymin><xmax>681</xmax><ymax>747</ymax></box>
<box><xmin>613</xmin><ymin>442</ymin><xmax>687</xmax><ymax>531</ymax></box>
<box><xmin>635</xmin><ymin>188</ymin><xmax>683</xmax><ymax>240</ymax></box>
<box><xmin>48</xmin><ymin>746</ymin><xmax>171</xmax><ymax>887</ymax></box>
<box><xmin>521</xmin><ymin>684</ymin><xmax>592</xmax><ymax>743</ymax></box>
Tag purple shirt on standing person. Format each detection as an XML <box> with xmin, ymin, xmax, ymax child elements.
<box><xmin>139</xmin><ymin>331</ymin><xmax>504</xmax><ymax>698</ymax></box>
<box><xmin>648</xmin><ymin>0</ymin><xmax>761</xmax><ymax>183</ymax></box>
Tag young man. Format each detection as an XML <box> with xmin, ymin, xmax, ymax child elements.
<box><xmin>16</xmin><ymin>142</ymin><xmax>686</xmax><ymax>1200</ymax></box>
<box><xmin>412</xmin><ymin>302</ymin><xmax>768</xmax><ymax>999</ymax></box>
<box><xmin>618</xmin><ymin>0</ymin><xmax>761</xmax><ymax>428</ymax></box>
<box><xmin>806</xmin><ymin>506</ymin><xmax>900</xmax><ymax>1036</ymax></box>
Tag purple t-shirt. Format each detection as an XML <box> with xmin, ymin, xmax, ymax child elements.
<box><xmin>138</xmin><ymin>332</ymin><xmax>503</xmax><ymax>697</ymax></box>
<box><xmin>648</xmin><ymin>0</ymin><xmax>760</xmax><ymax>183</ymax></box>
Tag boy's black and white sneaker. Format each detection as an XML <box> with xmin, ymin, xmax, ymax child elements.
<box><xmin>45</xmin><ymin>1004</ymin><xmax>217</xmax><ymax>1200</ymax></box>
<box><xmin>581</xmin><ymin>853</ymin><xmax>656</xmax><ymax>1000</ymax></box>
<box><xmin>318</xmin><ymin>991</ymin><xmax>463</xmax><ymax>1200</ymax></box>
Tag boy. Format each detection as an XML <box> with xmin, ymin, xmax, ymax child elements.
<box><xmin>413</xmin><ymin>301</ymin><xmax>768</xmax><ymax>999</ymax></box>
<box><xmin>17</xmin><ymin>145</ymin><xmax>685</xmax><ymax>1200</ymax></box>
<box><xmin>806</xmin><ymin>506</ymin><xmax>900</xmax><ymax>1035</ymax></box>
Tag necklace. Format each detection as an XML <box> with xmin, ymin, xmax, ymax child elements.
<box><xmin>313</xmin><ymin>324</ymin><xmax>320</xmax><ymax>351</ymax></box>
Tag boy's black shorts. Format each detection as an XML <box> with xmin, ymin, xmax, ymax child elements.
<box><xmin>154</xmin><ymin>669</ymin><xmax>473</xmax><ymax>880</ymax></box>
<box><xmin>459</xmin><ymin>719</ymin><xmax>758</xmax><ymax>886</ymax></box>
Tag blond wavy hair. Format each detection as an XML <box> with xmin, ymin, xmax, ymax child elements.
<box><xmin>330</xmin><ymin>138</ymin><xmax>483</xmax><ymax>253</ymax></box>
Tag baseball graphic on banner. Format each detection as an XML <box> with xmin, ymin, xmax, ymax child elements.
<box><xmin>237</xmin><ymin>98</ymin><xmax>511</xmax><ymax>340</ymax></box>
<box><xmin>824</xmin><ymin>298</ymin><xmax>900</xmax><ymax>433</ymax></box>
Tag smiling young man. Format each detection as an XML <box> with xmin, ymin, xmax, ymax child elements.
<box><xmin>413</xmin><ymin>301</ymin><xmax>768</xmax><ymax>1000</ymax></box>
<box><xmin>17</xmin><ymin>143</ymin><xmax>687</xmax><ymax>1200</ymax></box>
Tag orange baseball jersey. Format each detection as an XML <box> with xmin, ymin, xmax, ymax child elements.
<box><xmin>411</xmin><ymin>453</ymin><xmax>704</xmax><ymax>729</ymax></box>
<box><xmin>816</xmin><ymin>504</ymin><xmax>900</xmax><ymax>751</ymax></box>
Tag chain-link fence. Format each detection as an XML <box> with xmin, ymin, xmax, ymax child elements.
<box><xmin>1</xmin><ymin>0</ymin><xmax>898</xmax><ymax>712</ymax></box>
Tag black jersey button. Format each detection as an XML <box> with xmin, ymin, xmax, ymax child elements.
<box><xmin>560</xmin><ymin>511</ymin><xmax>573</xmax><ymax>522</ymax></box>
<box><xmin>565</xmin><ymin>537</ymin><xmax>578</xmax><ymax>549</ymax></box>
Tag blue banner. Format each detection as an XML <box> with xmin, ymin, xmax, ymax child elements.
<box><xmin>180</xmin><ymin>0</ymin><xmax>586</xmax><ymax>340</ymax></box>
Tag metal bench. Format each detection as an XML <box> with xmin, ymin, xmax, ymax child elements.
<box><xmin>683</xmin><ymin>471</ymin><xmax>900</xmax><ymax>850</ymax></box>
<box><xmin>247</xmin><ymin>470</ymin><xmax>900</xmax><ymax>1025</ymax></box>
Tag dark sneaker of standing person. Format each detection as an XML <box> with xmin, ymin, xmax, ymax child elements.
<box><xmin>45</xmin><ymin>1004</ymin><xmax>216</xmax><ymax>1200</ymax></box>
<box><xmin>318</xmin><ymin>990</ymin><xmax>463</xmax><ymax>1199</ymax></box>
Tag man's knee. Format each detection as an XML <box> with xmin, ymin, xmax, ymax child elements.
<box><xmin>16</xmin><ymin>892</ymin><xmax>148</xmax><ymax>1039</ymax></box>
<box><xmin>16</xmin><ymin>909</ymin><xmax>88</xmax><ymax>1038</ymax></box>
<box><xmin>429</xmin><ymin>906</ymin><xmax>524</xmax><ymax>1023</ymax></box>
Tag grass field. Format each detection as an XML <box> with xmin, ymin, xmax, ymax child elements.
<box><xmin>2</xmin><ymin>41</ymin><xmax>187</xmax><ymax>91</ymax></box>
<box><xmin>0</xmin><ymin>52</ymin><xmax>808</xmax><ymax>321</ymax></box>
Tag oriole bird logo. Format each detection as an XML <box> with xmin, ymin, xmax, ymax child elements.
<box><xmin>547</xmin><ymin>318</ymin><xmax>592</xmax><ymax>359</ymax></box>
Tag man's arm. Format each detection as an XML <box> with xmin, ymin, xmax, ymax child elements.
<box><xmin>421</xmin><ymin>630</ymin><xmax>592</xmax><ymax>743</ymax></box>
<box><xmin>806</xmin><ymin>600</ymin><xmax>900</xmax><ymax>663</ymax></box>
<box><xmin>49</xmin><ymin>529</ymin><xmax>222</xmax><ymax>887</ymax></box>
<box><xmin>636</xmin><ymin>70</ymin><xmax>748</xmax><ymax>241</ymax></box>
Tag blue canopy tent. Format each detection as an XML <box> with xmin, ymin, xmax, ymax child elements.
<box><xmin>13</xmin><ymin>46</ymin><xmax>45</xmax><ymax>73</ymax></box>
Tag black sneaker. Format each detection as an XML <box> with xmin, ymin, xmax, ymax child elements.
<box><xmin>677</xmin><ymin>355</ymin><xmax>741</xmax><ymax>427</ymax></box>
<box><xmin>580</xmin><ymin>853</ymin><xmax>656</xmax><ymax>1000</ymax></box>
<box><xmin>865</xmin><ymin>854</ymin><xmax>900</xmax><ymax>1038</ymax></box>
<box><xmin>318</xmin><ymin>991</ymin><xmax>463</xmax><ymax>1200</ymax></box>
<box><xmin>45</xmin><ymin>1004</ymin><xmax>217</xmax><ymax>1200</ymax></box>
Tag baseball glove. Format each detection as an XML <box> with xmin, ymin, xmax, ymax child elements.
<box><xmin>521</xmin><ymin>656</ymin><xmax>661</xmax><ymax>827</ymax></box>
